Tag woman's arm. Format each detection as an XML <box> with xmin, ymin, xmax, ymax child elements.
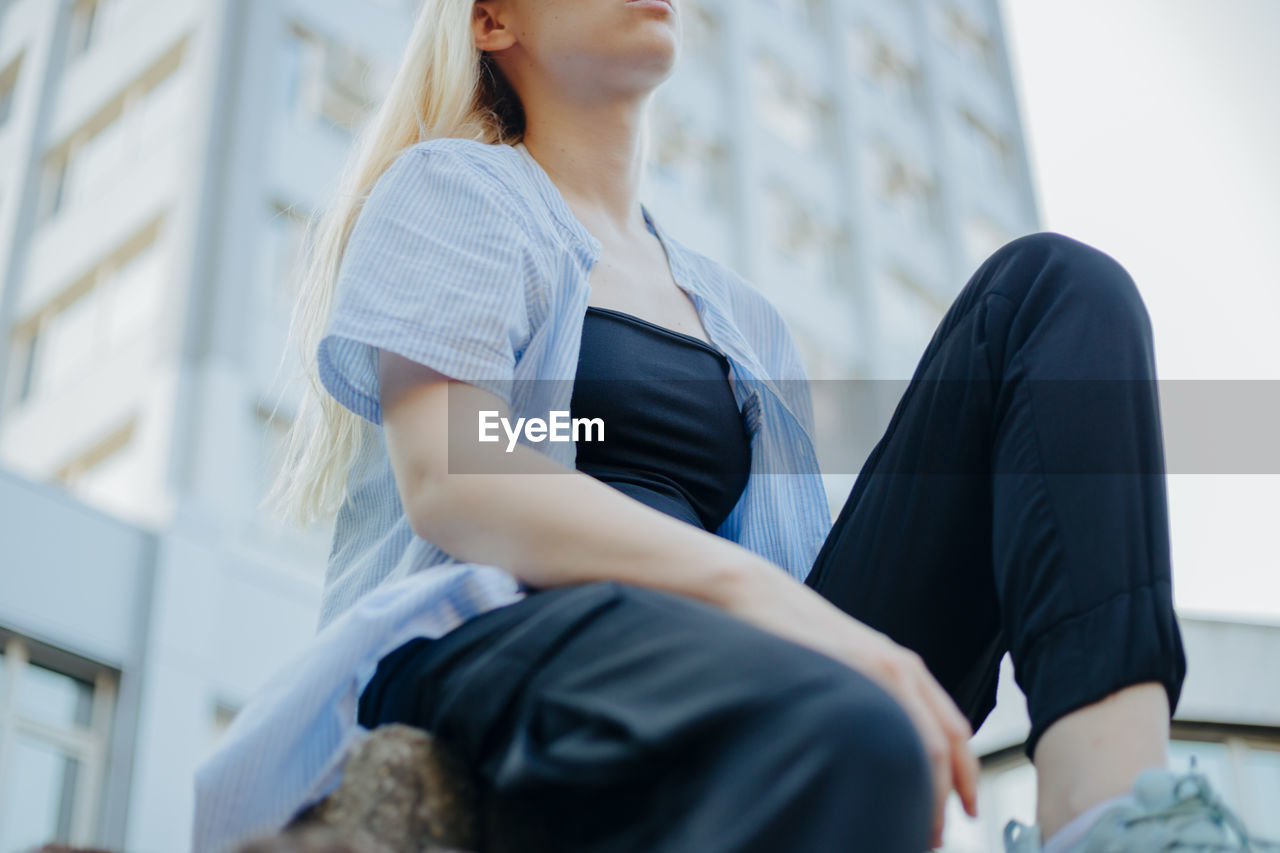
<box><xmin>379</xmin><ymin>349</ymin><xmax>775</xmax><ymax>607</ymax></box>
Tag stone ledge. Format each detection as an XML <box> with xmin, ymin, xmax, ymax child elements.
<box><xmin>254</xmin><ymin>724</ymin><xmax>482</xmax><ymax>853</ymax></box>
<box><xmin>238</xmin><ymin>724</ymin><xmax>553</xmax><ymax>853</ymax></box>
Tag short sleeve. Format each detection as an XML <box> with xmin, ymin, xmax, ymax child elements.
<box><xmin>316</xmin><ymin>145</ymin><xmax>541</xmax><ymax>425</ymax></box>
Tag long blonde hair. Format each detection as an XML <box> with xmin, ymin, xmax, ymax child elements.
<box><xmin>260</xmin><ymin>0</ymin><xmax>524</xmax><ymax>527</ymax></box>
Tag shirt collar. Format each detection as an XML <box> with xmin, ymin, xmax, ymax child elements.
<box><xmin>511</xmin><ymin>142</ymin><xmax>697</xmax><ymax>289</ymax></box>
<box><xmin>511</xmin><ymin>141</ymin><xmax>732</xmax><ymax>333</ymax></box>
<box><xmin>642</xmin><ymin>212</ymin><xmax>818</xmax><ymax>449</ymax></box>
<box><xmin>512</xmin><ymin>140</ymin><xmax>604</xmax><ymax>278</ymax></box>
<box><xmin>511</xmin><ymin>140</ymin><xmax>815</xmax><ymax>446</ymax></box>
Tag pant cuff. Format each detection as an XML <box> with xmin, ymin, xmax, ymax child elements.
<box><xmin>1015</xmin><ymin>580</ymin><xmax>1186</xmax><ymax>761</ymax></box>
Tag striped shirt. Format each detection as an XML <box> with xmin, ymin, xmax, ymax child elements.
<box><xmin>192</xmin><ymin>137</ymin><xmax>832</xmax><ymax>852</ymax></box>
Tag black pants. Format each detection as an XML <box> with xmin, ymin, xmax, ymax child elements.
<box><xmin>357</xmin><ymin>232</ymin><xmax>1187</xmax><ymax>853</ymax></box>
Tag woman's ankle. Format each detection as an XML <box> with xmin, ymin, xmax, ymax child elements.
<box><xmin>1032</xmin><ymin>682</ymin><xmax>1169</xmax><ymax>836</ymax></box>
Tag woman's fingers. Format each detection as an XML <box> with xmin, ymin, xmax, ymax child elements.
<box><xmin>879</xmin><ymin>654</ymin><xmax>953</xmax><ymax>847</ymax></box>
<box><xmin>915</xmin><ymin>664</ymin><xmax>981</xmax><ymax>818</ymax></box>
<box><xmin>797</xmin><ymin>604</ymin><xmax>982</xmax><ymax>839</ymax></box>
<box><xmin>880</xmin><ymin>647</ymin><xmax>988</xmax><ymax>846</ymax></box>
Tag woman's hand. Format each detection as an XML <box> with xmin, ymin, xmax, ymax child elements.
<box><xmin>720</xmin><ymin>560</ymin><xmax>980</xmax><ymax>848</ymax></box>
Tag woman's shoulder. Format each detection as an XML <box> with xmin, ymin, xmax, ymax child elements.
<box><xmin>387</xmin><ymin>137</ymin><xmax>536</xmax><ymax>205</ymax></box>
<box><xmin>350</xmin><ymin>137</ymin><xmax>547</xmax><ymax>253</ymax></box>
<box><xmin>359</xmin><ymin>137</ymin><xmax>547</xmax><ymax>245</ymax></box>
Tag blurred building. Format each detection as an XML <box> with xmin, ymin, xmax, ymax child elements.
<box><xmin>0</xmin><ymin>0</ymin><xmax>1274</xmax><ymax>852</ymax></box>
<box><xmin>0</xmin><ymin>1</ymin><xmax>407</xmax><ymax>849</ymax></box>
<box><xmin>642</xmin><ymin>0</ymin><xmax>1040</xmax><ymax>382</ymax></box>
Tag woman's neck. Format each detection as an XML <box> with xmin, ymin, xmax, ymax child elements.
<box><xmin>519</xmin><ymin>96</ymin><xmax>650</xmax><ymax>237</ymax></box>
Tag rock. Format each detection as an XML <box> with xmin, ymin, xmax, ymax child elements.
<box><xmin>279</xmin><ymin>724</ymin><xmax>482</xmax><ymax>853</ymax></box>
<box><xmin>234</xmin><ymin>825</ymin><xmax>382</xmax><ymax>853</ymax></box>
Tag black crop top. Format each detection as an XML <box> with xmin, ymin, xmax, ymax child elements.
<box><xmin>570</xmin><ymin>305</ymin><xmax>752</xmax><ymax>532</ymax></box>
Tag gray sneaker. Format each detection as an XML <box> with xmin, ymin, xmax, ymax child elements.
<box><xmin>1003</xmin><ymin>763</ymin><xmax>1280</xmax><ymax>852</ymax></box>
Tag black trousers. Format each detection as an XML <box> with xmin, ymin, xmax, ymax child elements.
<box><xmin>357</xmin><ymin>232</ymin><xmax>1187</xmax><ymax>853</ymax></box>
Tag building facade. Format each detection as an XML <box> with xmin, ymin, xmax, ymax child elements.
<box><xmin>2</xmin><ymin>0</ymin><xmax>1273</xmax><ymax>851</ymax></box>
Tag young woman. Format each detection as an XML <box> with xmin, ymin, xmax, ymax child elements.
<box><xmin>194</xmin><ymin>1</ymin><xmax>1276</xmax><ymax>852</ymax></box>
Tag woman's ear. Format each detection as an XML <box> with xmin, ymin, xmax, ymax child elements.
<box><xmin>473</xmin><ymin>1</ymin><xmax>519</xmax><ymax>54</ymax></box>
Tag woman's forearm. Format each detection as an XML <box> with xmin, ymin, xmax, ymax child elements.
<box><xmin>411</xmin><ymin>441</ymin><xmax>780</xmax><ymax>608</ymax></box>
<box><xmin>377</xmin><ymin>362</ymin><xmax>787</xmax><ymax>608</ymax></box>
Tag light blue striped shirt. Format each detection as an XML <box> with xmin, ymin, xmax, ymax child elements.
<box><xmin>192</xmin><ymin>137</ymin><xmax>832</xmax><ymax>852</ymax></box>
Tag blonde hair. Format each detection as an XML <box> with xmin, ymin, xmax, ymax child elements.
<box><xmin>260</xmin><ymin>0</ymin><xmax>525</xmax><ymax>527</ymax></box>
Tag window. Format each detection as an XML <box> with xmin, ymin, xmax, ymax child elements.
<box><xmin>0</xmin><ymin>56</ymin><xmax>20</xmax><ymax>129</ymax></box>
<box><xmin>750</xmin><ymin>51</ymin><xmax>833</xmax><ymax>153</ymax></box>
<box><xmin>647</xmin><ymin>103</ymin><xmax>732</xmax><ymax>213</ymax></box>
<box><xmin>679</xmin><ymin>0</ymin><xmax>723</xmax><ymax>70</ymax></box>
<box><xmin>934</xmin><ymin>2</ymin><xmax>997</xmax><ymax>75</ymax></box>
<box><xmin>955</xmin><ymin>104</ymin><xmax>1013</xmax><ymax>186</ymax></box>
<box><xmin>42</xmin><ymin>47</ymin><xmax>188</xmax><ymax>222</ymax></box>
<box><xmin>863</xmin><ymin>138</ymin><xmax>940</xmax><ymax>237</ymax></box>
<box><xmin>10</xmin><ymin>220</ymin><xmax>168</xmax><ymax>407</ymax></box>
<box><xmin>66</xmin><ymin>0</ymin><xmax>99</xmax><ymax>61</ymax></box>
<box><xmin>258</xmin><ymin>408</ymin><xmax>293</xmax><ymax>516</ymax></box>
<box><xmin>63</xmin><ymin>100</ymin><xmax>131</xmax><ymax>211</ymax></box>
<box><xmin>66</xmin><ymin>0</ymin><xmax>129</xmax><ymax>63</ymax></box>
<box><xmin>101</xmin><ymin>235</ymin><xmax>168</xmax><ymax>350</ymax></box>
<box><xmin>847</xmin><ymin>23</ymin><xmax>924</xmax><ymax>113</ymax></box>
<box><xmin>256</xmin><ymin>203</ymin><xmax>310</xmax><ymax>388</ymax></box>
<box><xmin>28</xmin><ymin>283</ymin><xmax>101</xmax><ymax>401</ymax></box>
<box><xmin>0</xmin><ymin>635</ymin><xmax>116</xmax><ymax>852</ymax></box>
<box><xmin>48</xmin><ymin>413</ymin><xmax>143</xmax><ymax>519</ymax></box>
<box><xmin>762</xmin><ymin>182</ymin><xmax>843</xmax><ymax>296</ymax></box>
<box><xmin>873</xmin><ymin>264</ymin><xmax>946</xmax><ymax>378</ymax></box>
<box><xmin>264</xmin><ymin>203</ymin><xmax>309</xmax><ymax>320</ymax></box>
<box><xmin>254</xmin><ymin>404</ymin><xmax>335</xmax><ymax>540</ymax></box>
<box><xmin>209</xmin><ymin>702</ymin><xmax>239</xmax><ymax>752</ymax></box>
<box><xmin>8</xmin><ymin>332</ymin><xmax>39</xmax><ymax>408</ymax></box>
<box><xmin>132</xmin><ymin>57</ymin><xmax>187</xmax><ymax>155</ymax></box>
<box><xmin>962</xmin><ymin>213</ymin><xmax>1013</xmax><ymax>275</ymax></box>
<box><xmin>756</xmin><ymin>0</ymin><xmax>821</xmax><ymax>29</ymax></box>
<box><xmin>53</xmin><ymin>417</ymin><xmax>143</xmax><ymax>514</ymax></box>
<box><xmin>283</xmin><ymin>24</ymin><xmax>381</xmax><ymax>134</ymax></box>
<box><xmin>38</xmin><ymin>157</ymin><xmax>69</xmax><ymax>222</ymax></box>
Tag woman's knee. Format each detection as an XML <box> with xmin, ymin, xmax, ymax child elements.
<box><xmin>784</xmin><ymin>673</ymin><xmax>934</xmax><ymax>809</ymax></box>
<box><xmin>995</xmin><ymin>231</ymin><xmax>1152</xmax><ymax>333</ymax></box>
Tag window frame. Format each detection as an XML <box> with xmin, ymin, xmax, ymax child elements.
<box><xmin>0</xmin><ymin>633</ymin><xmax>117</xmax><ymax>849</ymax></box>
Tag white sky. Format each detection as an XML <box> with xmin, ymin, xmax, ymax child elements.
<box><xmin>996</xmin><ymin>0</ymin><xmax>1280</xmax><ymax>620</ymax></box>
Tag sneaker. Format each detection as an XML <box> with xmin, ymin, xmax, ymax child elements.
<box><xmin>1003</xmin><ymin>762</ymin><xmax>1280</xmax><ymax>851</ymax></box>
